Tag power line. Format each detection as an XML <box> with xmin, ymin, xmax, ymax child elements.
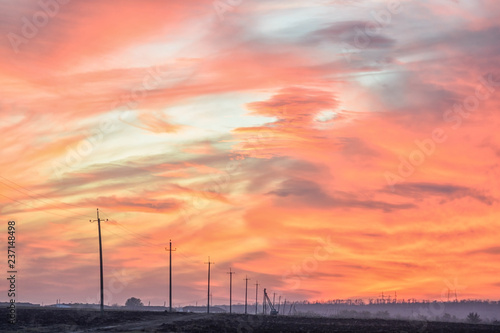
<box><xmin>0</xmin><ymin>175</ymin><xmax>94</xmax><ymax>219</ymax></box>
<box><xmin>99</xmin><ymin>224</ymin><xmax>204</xmax><ymax>268</ymax></box>
<box><xmin>0</xmin><ymin>192</ymin><xmax>88</xmax><ymax>219</ymax></box>
<box><xmin>102</xmin><ymin>221</ymin><xmax>200</xmax><ymax>266</ymax></box>
<box><xmin>177</xmin><ymin>250</ymin><xmax>204</xmax><ymax>264</ymax></box>
<box><xmin>97</xmin><ymin>211</ymin><xmax>213</xmax><ymax>289</ymax></box>
<box><xmin>100</xmin><ymin>211</ymin><xmax>160</xmax><ymax>244</ymax></box>
<box><xmin>114</xmin><ymin>222</ymin><xmax>163</xmax><ymax>246</ymax></box>
<box><xmin>99</xmin><ymin>211</ymin><xmax>198</xmax><ymax>254</ymax></box>
<box><xmin>99</xmin><ymin>210</ymin><xmax>168</xmax><ymax>248</ymax></box>
<box><xmin>101</xmin><ymin>223</ymin><xmax>152</xmax><ymax>246</ymax></box>
<box><xmin>88</xmin><ymin>211</ymin><xmax>200</xmax><ymax>266</ymax></box>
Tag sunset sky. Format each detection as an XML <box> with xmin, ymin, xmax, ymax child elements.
<box><xmin>1</xmin><ymin>0</ymin><xmax>500</xmax><ymax>307</ymax></box>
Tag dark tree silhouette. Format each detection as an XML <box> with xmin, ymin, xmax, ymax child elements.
<box><xmin>466</xmin><ymin>312</ymin><xmax>481</xmax><ymax>323</ymax></box>
<box><xmin>125</xmin><ymin>297</ymin><xmax>144</xmax><ymax>307</ymax></box>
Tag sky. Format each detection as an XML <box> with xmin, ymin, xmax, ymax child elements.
<box><xmin>0</xmin><ymin>0</ymin><xmax>499</xmax><ymax>307</ymax></box>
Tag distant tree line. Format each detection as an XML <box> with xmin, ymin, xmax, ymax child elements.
<box><xmin>300</xmin><ymin>299</ymin><xmax>500</xmax><ymax>306</ymax></box>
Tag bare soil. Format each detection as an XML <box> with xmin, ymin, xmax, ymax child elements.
<box><xmin>1</xmin><ymin>308</ymin><xmax>499</xmax><ymax>332</ymax></box>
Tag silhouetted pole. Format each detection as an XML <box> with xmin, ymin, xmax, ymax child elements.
<box><xmin>227</xmin><ymin>268</ymin><xmax>235</xmax><ymax>313</ymax></box>
<box><xmin>244</xmin><ymin>276</ymin><xmax>250</xmax><ymax>314</ymax></box>
<box><xmin>263</xmin><ymin>291</ymin><xmax>266</xmax><ymax>314</ymax></box>
<box><xmin>205</xmin><ymin>257</ymin><xmax>214</xmax><ymax>313</ymax></box>
<box><xmin>97</xmin><ymin>210</ymin><xmax>104</xmax><ymax>313</ymax></box>
<box><xmin>90</xmin><ymin>208</ymin><xmax>108</xmax><ymax>313</ymax></box>
<box><xmin>165</xmin><ymin>240</ymin><xmax>176</xmax><ymax>312</ymax></box>
<box><xmin>255</xmin><ymin>281</ymin><xmax>259</xmax><ymax>315</ymax></box>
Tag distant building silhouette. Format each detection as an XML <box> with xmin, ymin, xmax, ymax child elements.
<box><xmin>183</xmin><ymin>306</ymin><xmax>225</xmax><ymax>313</ymax></box>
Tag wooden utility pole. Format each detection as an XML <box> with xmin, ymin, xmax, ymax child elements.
<box><xmin>255</xmin><ymin>281</ymin><xmax>259</xmax><ymax>315</ymax></box>
<box><xmin>262</xmin><ymin>291</ymin><xmax>266</xmax><ymax>314</ymax></box>
<box><xmin>165</xmin><ymin>240</ymin><xmax>176</xmax><ymax>312</ymax></box>
<box><xmin>90</xmin><ymin>208</ymin><xmax>108</xmax><ymax>313</ymax></box>
<box><xmin>244</xmin><ymin>276</ymin><xmax>250</xmax><ymax>314</ymax></box>
<box><xmin>227</xmin><ymin>268</ymin><xmax>235</xmax><ymax>313</ymax></box>
<box><xmin>204</xmin><ymin>257</ymin><xmax>214</xmax><ymax>313</ymax></box>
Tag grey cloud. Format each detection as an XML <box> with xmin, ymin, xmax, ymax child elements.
<box><xmin>306</xmin><ymin>21</ymin><xmax>396</xmax><ymax>49</ymax></box>
<box><xmin>391</xmin><ymin>182</ymin><xmax>495</xmax><ymax>205</ymax></box>
<box><xmin>269</xmin><ymin>178</ymin><xmax>414</xmax><ymax>212</ymax></box>
<box><xmin>467</xmin><ymin>246</ymin><xmax>500</xmax><ymax>255</ymax></box>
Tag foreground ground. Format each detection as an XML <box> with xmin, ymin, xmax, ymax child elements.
<box><xmin>1</xmin><ymin>308</ymin><xmax>499</xmax><ymax>332</ymax></box>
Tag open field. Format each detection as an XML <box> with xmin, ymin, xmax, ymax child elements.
<box><xmin>1</xmin><ymin>308</ymin><xmax>499</xmax><ymax>332</ymax></box>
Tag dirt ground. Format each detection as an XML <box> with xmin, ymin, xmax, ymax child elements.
<box><xmin>1</xmin><ymin>308</ymin><xmax>499</xmax><ymax>332</ymax></box>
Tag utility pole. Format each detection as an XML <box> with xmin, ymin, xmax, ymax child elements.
<box><xmin>255</xmin><ymin>281</ymin><xmax>259</xmax><ymax>315</ymax></box>
<box><xmin>165</xmin><ymin>240</ymin><xmax>176</xmax><ymax>312</ymax></box>
<box><xmin>263</xmin><ymin>291</ymin><xmax>266</xmax><ymax>314</ymax></box>
<box><xmin>227</xmin><ymin>268</ymin><xmax>235</xmax><ymax>314</ymax></box>
<box><xmin>90</xmin><ymin>208</ymin><xmax>108</xmax><ymax>314</ymax></box>
<box><xmin>205</xmin><ymin>257</ymin><xmax>214</xmax><ymax>314</ymax></box>
<box><xmin>243</xmin><ymin>276</ymin><xmax>250</xmax><ymax>314</ymax></box>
